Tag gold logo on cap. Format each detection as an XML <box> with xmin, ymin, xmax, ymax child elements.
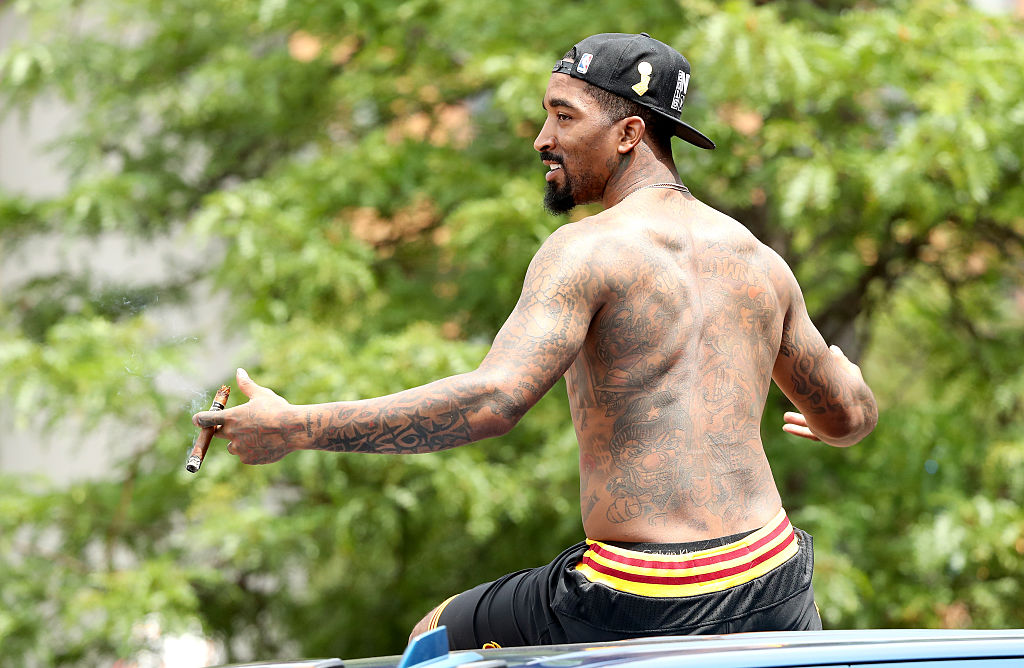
<box><xmin>631</xmin><ymin>61</ymin><xmax>652</xmax><ymax>96</ymax></box>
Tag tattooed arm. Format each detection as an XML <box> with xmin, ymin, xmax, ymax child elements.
<box><xmin>193</xmin><ymin>226</ymin><xmax>603</xmax><ymax>464</ymax></box>
<box><xmin>770</xmin><ymin>256</ymin><xmax>878</xmax><ymax>447</ymax></box>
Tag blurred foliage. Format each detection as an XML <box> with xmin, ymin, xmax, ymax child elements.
<box><xmin>2</xmin><ymin>0</ymin><xmax>1024</xmax><ymax>664</ymax></box>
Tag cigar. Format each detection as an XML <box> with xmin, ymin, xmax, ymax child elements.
<box><xmin>185</xmin><ymin>385</ymin><xmax>230</xmax><ymax>473</ymax></box>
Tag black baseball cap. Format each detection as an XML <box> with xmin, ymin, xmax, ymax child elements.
<box><xmin>552</xmin><ymin>32</ymin><xmax>715</xmax><ymax>150</ymax></box>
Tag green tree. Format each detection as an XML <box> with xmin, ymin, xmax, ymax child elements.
<box><xmin>1</xmin><ymin>0</ymin><xmax>1023</xmax><ymax>664</ymax></box>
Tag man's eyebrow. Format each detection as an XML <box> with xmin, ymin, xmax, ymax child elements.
<box><xmin>543</xmin><ymin>97</ymin><xmax>579</xmax><ymax>111</ymax></box>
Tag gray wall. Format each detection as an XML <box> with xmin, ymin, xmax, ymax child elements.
<box><xmin>0</xmin><ymin>7</ymin><xmax>240</xmax><ymax>484</ymax></box>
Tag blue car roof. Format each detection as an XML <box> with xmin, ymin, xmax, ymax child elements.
<box><xmin>343</xmin><ymin>629</ymin><xmax>1024</xmax><ymax>668</ymax></box>
<box><xmin>521</xmin><ymin>629</ymin><xmax>1024</xmax><ymax>668</ymax></box>
<box><xmin>218</xmin><ymin>629</ymin><xmax>1024</xmax><ymax>668</ymax></box>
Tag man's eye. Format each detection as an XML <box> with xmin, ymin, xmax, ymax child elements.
<box><xmin>557</xmin><ymin>113</ymin><xmax>571</xmax><ymax>121</ymax></box>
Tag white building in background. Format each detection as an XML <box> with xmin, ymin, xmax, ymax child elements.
<box><xmin>0</xmin><ymin>7</ymin><xmax>241</xmax><ymax>484</ymax></box>
<box><xmin>0</xmin><ymin>10</ymin><xmax>70</xmax><ymax>198</ymax></box>
<box><xmin>1</xmin><ymin>9</ymin><xmax>233</xmax><ymax>665</ymax></box>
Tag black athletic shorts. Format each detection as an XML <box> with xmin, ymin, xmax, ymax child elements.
<box><xmin>431</xmin><ymin>509</ymin><xmax>821</xmax><ymax>649</ymax></box>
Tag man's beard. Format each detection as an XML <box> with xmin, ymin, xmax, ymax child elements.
<box><xmin>542</xmin><ymin>158</ymin><xmax>601</xmax><ymax>215</ymax></box>
<box><xmin>543</xmin><ymin>177</ymin><xmax>576</xmax><ymax>214</ymax></box>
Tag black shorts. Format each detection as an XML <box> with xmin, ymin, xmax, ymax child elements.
<box><xmin>432</xmin><ymin>509</ymin><xmax>821</xmax><ymax>649</ymax></box>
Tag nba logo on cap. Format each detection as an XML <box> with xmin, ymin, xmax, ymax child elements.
<box><xmin>577</xmin><ymin>53</ymin><xmax>593</xmax><ymax>74</ymax></box>
<box><xmin>671</xmin><ymin>70</ymin><xmax>690</xmax><ymax>111</ymax></box>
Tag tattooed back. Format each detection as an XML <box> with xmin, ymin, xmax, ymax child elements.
<box><xmin>565</xmin><ymin>191</ymin><xmax>789</xmax><ymax>543</ymax></box>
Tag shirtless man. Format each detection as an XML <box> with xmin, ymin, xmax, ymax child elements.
<box><xmin>193</xmin><ymin>33</ymin><xmax>877</xmax><ymax>648</ymax></box>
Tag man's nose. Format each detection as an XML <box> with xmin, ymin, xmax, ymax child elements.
<box><xmin>534</xmin><ymin>119</ymin><xmax>555</xmax><ymax>153</ymax></box>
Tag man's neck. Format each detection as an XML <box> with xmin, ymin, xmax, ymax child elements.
<box><xmin>601</xmin><ymin>145</ymin><xmax>682</xmax><ymax>209</ymax></box>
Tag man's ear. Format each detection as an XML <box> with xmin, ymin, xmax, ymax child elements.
<box><xmin>617</xmin><ymin>116</ymin><xmax>646</xmax><ymax>154</ymax></box>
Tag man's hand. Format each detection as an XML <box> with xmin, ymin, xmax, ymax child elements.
<box><xmin>191</xmin><ymin>368</ymin><xmax>307</xmax><ymax>465</ymax></box>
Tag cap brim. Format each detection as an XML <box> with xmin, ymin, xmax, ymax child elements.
<box><xmin>648</xmin><ymin>105</ymin><xmax>715</xmax><ymax>150</ymax></box>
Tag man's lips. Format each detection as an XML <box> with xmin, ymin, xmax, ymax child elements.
<box><xmin>543</xmin><ymin>159</ymin><xmax>564</xmax><ymax>182</ymax></box>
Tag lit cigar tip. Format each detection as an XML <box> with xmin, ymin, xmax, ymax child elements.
<box><xmin>185</xmin><ymin>455</ymin><xmax>202</xmax><ymax>473</ymax></box>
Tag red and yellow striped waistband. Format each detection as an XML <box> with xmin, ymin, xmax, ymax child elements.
<box><xmin>575</xmin><ymin>508</ymin><xmax>798</xmax><ymax>598</ymax></box>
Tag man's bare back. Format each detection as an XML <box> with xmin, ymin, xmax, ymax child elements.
<box><xmin>562</xmin><ymin>189</ymin><xmax>785</xmax><ymax>542</ymax></box>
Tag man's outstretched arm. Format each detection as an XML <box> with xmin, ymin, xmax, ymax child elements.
<box><xmin>193</xmin><ymin>226</ymin><xmax>603</xmax><ymax>464</ymax></box>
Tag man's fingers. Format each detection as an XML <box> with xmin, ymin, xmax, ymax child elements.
<box><xmin>783</xmin><ymin>412</ymin><xmax>820</xmax><ymax>441</ymax></box>
<box><xmin>193</xmin><ymin>410</ymin><xmax>227</xmax><ymax>428</ymax></box>
<box><xmin>783</xmin><ymin>411</ymin><xmax>808</xmax><ymax>427</ymax></box>
<box><xmin>782</xmin><ymin>423</ymin><xmax>821</xmax><ymax>441</ymax></box>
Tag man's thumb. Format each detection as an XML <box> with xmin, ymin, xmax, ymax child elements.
<box><xmin>236</xmin><ymin>367</ymin><xmax>256</xmax><ymax>396</ymax></box>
